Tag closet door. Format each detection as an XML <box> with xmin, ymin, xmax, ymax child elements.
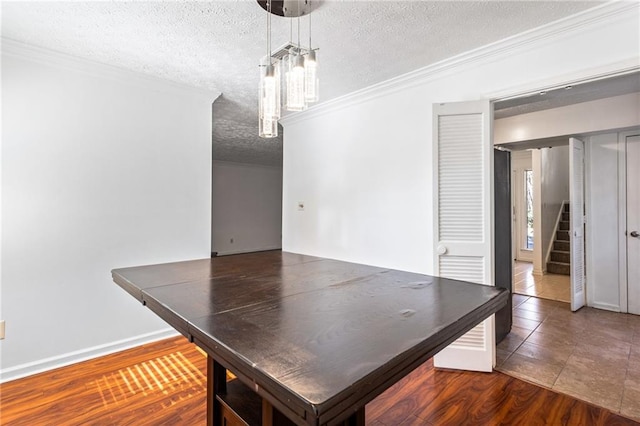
<box><xmin>433</xmin><ymin>100</ymin><xmax>495</xmax><ymax>372</ymax></box>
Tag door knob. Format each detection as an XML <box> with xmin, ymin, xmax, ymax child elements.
<box><xmin>631</xmin><ymin>231</ymin><xmax>640</xmax><ymax>238</ymax></box>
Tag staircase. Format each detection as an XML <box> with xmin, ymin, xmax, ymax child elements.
<box><xmin>547</xmin><ymin>203</ymin><xmax>570</xmax><ymax>275</ymax></box>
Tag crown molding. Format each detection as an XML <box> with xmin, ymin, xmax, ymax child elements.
<box><xmin>1</xmin><ymin>38</ymin><xmax>221</xmax><ymax>102</ymax></box>
<box><xmin>280</xmin><ymin>1</ymin><xmax>639</xmax><ymax>127</ymax></box>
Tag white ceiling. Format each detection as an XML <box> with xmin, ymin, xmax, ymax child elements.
<box><xmin>2</xmin><ymin>1</ymin><xmax>605</xmax><ymax>166</ymax></box>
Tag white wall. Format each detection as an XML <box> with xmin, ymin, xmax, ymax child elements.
<box><xmin>1</xmin><ymin>41</ymin><xmax>217</xmax><ymax>381</ymax></box>
<box><xmin>495</xmin><ymin>93</ymin><xmax>640</xmax><ymax>145</ymax></box>
<box><xmin>586</xmin><ymin>132</ymin><xmax>625</xmax><ymax>311</ymax></box>
<box><xmin>280</xmin><ymin>3</ymin><xmax>639</xmax><ymax>275</ymax></box>
<box><xmin>539</xmin><ymin>146</ymin><xmax>570</xmax><ymax>269</ymax></box>
<box><xmin>212</xmin><ymin>161</ymin><xmax>282</xmax><ymax>255</ymax></box>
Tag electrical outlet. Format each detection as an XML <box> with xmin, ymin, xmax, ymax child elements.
<box><xmin>0</xmin><ymin>320</ymin><xmax>5</xmax><ymax>340</ymax></box>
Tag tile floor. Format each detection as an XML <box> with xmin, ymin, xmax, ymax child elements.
<box><xmin>514</xmin><ymin>261</ymin><xmax>571</xmax><ymax>303</ymax></box>
<box><xmin>496</xmin><ymin>294</ymin><xmax>640</xmax><ymax>422</ymax></box>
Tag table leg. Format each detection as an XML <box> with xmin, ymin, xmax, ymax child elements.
<box><xmin>262</xmin><ymin>399</ymin><xmax>298</xmax><ymax>425</ymax></box>
<box><xmin>345</xmin><ymin>407</ymin><xmax>365</xmax><ymax>426</ymax></box>
<box><xmin>207</xmin><ymin>357</ymin><xmax>362</xmax><ymax>426</ymax></box>
<box><xmin>262</xmin><ymin>399</ymin><xmax>274</xmax><ymax>426</ymax></box>
<box><xmin>207</xmin><ymin>355</ymin><xmax>227</xmax><ymax>426</ymax></box>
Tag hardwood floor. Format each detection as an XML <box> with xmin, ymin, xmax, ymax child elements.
<box><xmin>1</xmin><ymin>337</ymin><xmax>207</xmax><ymax>425</ymax></box>
<box><xmin>1</xmin><ymin>336</ymin><xmax>638</xmax><ymax>425</ymax></box>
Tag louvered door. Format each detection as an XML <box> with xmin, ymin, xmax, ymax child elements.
<box><xmin>570</xmin><ymin>137</ymin><xmax>586</xmax><ymax>312</ymax></box>
<box><xmin>432</xmin><ymin>101</ymin><xmax>495</xmax><ymax>372</ymax></box>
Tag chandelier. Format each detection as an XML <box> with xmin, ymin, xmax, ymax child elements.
<box><xmin>258</xmin><ymin>0</ymin><xmax>319</xmax><ymax>138</ymax></box>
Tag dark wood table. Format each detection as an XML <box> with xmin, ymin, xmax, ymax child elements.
<box><xmin>112</xmin><ymin>251</ymin><xmax>508</xmax><ymax>426</ymax></box>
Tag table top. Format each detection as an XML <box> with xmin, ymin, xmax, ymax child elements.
<box><xmin>113</xmin><ymin>251</ymin><xmax>508</xmax><ymax>425</ymax></box>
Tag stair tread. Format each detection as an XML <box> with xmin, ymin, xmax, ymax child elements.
<box><xmin>554</xmin><ymin>205</ymin><xmax>572</xmax><ymax>271</ymax></box>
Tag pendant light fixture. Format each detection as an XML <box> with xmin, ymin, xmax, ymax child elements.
<box><xmin>257</xmin><ymin>0</ymin><xmax>320</xmax><ymax>138</ymax></box>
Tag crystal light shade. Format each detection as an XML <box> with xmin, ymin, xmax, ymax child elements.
<box><xmin>259</xmin><ymin>63</ymin><xmax>280</xmax><ymax>138</ymax></box>
<box><xmin>259</xmin><ymin>115</ymin><xmax>278</xmax><ymax>138</ymax></box>
<box><xmin>304</xmin><ymin>50</ymin><xmax>319</xmax><ymax>103</ymax></box>
<box><xmin>285</xmin><ymin>53</ymin><xmax>307</xmax><ymax>112</ymax></box>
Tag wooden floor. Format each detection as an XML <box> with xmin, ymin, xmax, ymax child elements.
<box><xmin>1</xmin><ymin>336</ymin><xmax>638</xmax><ymax>426</ymax></box>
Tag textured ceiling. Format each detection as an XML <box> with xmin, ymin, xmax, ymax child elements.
<box><xmin>2</xmin><ymin>1</ymin><xmax>604</xmax><ymax>166</ymax></box>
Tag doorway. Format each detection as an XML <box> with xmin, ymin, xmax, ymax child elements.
<box><xmin>507</xmin><ymin>145</ymin><xmax>571</xmax><ymax>304</ymax></box>
<box><xmin>494</xmin><ymin>71</ymin><xmax>640</xmax><ymax>311</ymax></box>
<box><xmin>211</xmin><ymin>97</ymin><xmax>284</xmax><ymax>257</ymax></box>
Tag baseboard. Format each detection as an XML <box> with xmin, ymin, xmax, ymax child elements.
<box><xmin>589</xmin><ymin>302</ymin><xmax>622</xmax><ymax>313</ymax></box>
<box><xmin>0</xmin><ymin>328</ymin><xmax>179</xmax><ymax>383</ymax></box>
<box><xmin>216</xmin><ymin>246</ymin><xmax>282</xmax><ymax>256</ymax></box>
<box><xmin>532</xmin><ymin>266</ymin><xmax>546</xmax><ymax>276</ymax></box>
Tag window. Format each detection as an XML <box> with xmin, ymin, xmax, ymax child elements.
<box><xmin>525</xmin><ymin>170</ymin><xmax>534</xmax><ymax>249</ymax></box>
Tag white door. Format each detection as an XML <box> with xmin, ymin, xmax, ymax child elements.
<box><xmin>570</xmin><ymin>137</ymin><xmax>586</xmax><ymax>312</ymax></box>
<box><xmin>432</xmin><ymin>100</ymin><xmax>495</xmax><ymax>372</ymax></box>
<box><xmin>627</xmin><ymin>135</ymin><xmax>640</xmax><ymax>315</ymax></box>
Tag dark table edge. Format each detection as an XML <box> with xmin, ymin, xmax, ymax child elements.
<box><xmin>112</xmin><ymin>272</ymin><xmax>143</xmax><ymax>302</ymax></box>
